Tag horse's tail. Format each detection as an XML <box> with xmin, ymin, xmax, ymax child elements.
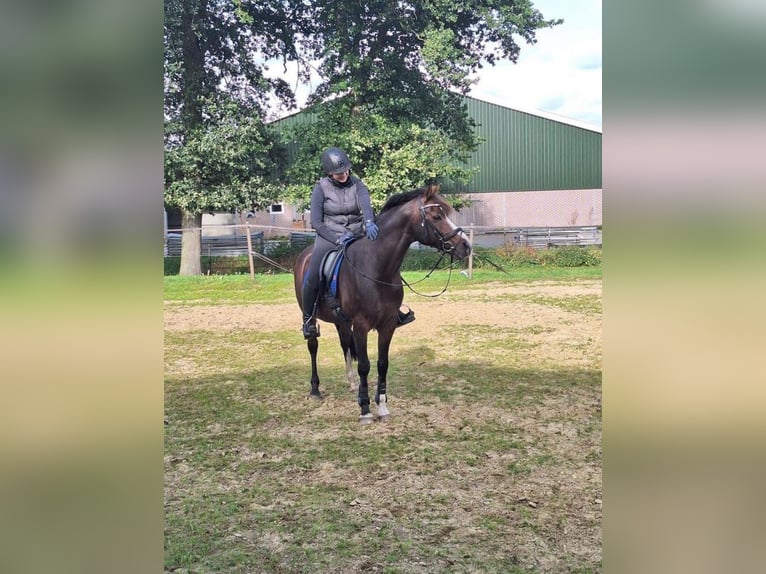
<box><xmin>348</xmin><ymin>333</ymin><xmax>358</xmax><ymax>361</ymax></box>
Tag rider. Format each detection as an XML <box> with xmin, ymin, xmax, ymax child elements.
<box><xmin>301</xmin><ymin>146</ymin><xmax>415</xmax><ymax>339</ymax></box>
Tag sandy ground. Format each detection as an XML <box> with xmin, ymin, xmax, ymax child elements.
<box><xmin>164</xmin><ymin>279</ymin><xmax>602</xmax><ymax>369</ymax></box>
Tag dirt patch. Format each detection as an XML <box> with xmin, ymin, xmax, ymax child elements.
<box><xmin>164</xmin><ymin>303</ymin><xmax>297</xmax><ymax>332</ymax></box>
<box><xmin>164</xmin><ymin>280</ymin><xmax>601</xmax><ymax>374</ymax></box>
<box><xmin>164</xmin><ymin>281</ymin><xmax>601</xmax><ymax>358</ymax></box>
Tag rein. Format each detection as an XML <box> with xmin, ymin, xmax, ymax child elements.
<box><xmin>340</xmin><ymin>242</ymin><xmax>457</xmax><ymax>297</ymax></box>
<box><xmin>401</xmin><ymin>257</ymin><xmax>457</xmax><ymax>298</ymax></box>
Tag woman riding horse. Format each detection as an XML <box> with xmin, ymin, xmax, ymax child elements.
<box><xmin>294</xmin><ymin>181</ymin><xmax>472</xmax><ymax>422</ymax></box>
<box><xmin>301</xmin><ymin>147</ymin><xmax>414</xmax><ymax>338</ymax></box>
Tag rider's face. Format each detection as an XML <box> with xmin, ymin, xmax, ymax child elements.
<box><xmin>331</xmin><ymin>170</ymin><xmax>349</xmax><ymax>183</ymax></box>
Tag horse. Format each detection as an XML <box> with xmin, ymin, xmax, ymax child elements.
<box><xmin>293</xmin><ymin>183</ymin><xmax>472</xmax><ymax>423</ymax></box>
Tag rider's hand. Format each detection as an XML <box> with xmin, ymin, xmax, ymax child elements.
<box><xmin>365</xmin><ymin>220</ymin><xmax>379</xmax><ymax>240</ymax></box>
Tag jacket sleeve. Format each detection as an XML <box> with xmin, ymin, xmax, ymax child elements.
<box><xmin>356</xmin><ymin>179</ymin><xmax>376</xmax><ymax>222</ymax></box>
<box><xmin>309</xmin><ymin>182</ymin><xmax>338</xmax><ymax>243</ymax></box>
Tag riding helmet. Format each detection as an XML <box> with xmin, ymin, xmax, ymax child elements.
<box><xmin>320</xmin><ymin>147</ymin><xmax>352</xmax><ymax>174</ymax></box>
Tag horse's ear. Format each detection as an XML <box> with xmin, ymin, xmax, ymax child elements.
<box><xmin>425</xmin><ymin>180</ymin><xmax>440</xmax><ymax>200</ymax></box>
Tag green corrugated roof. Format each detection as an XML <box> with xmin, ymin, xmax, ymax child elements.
<box><xmin>458</xmin><ymin>96</ymin><xmax>602</xmax><ymax>192</ymax></box>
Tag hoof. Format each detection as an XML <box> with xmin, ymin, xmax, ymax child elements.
<box><xmin>307</xmin><ymin>392</ymin><xmax>323</xmax><ymax>401</ymax></box>
<box><xmin>378</xmin><ymin>414</ymin><xmax>391</xmax><ymax>422</ymax></box>
<box><xmin>359</xmin><ymin>413</ymin><xmax>374</xmax><ymax>425</ymax></box>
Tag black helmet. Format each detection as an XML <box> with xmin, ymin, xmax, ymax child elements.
<box><xmin>320</xmin><ymin>147</ymin><xmax>352</xmax><ymax>174</ymax></box>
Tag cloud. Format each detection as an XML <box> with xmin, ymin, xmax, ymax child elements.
<box><xmin>576</xmin><ymin>53</ymin><xmax>602</xmax><ymax>70</ymax></box>
<box><xmin>469</xmin><ymin>0</ymin><xmax>602</xmax><ymax>127</ymax></box>
<box><xmin>540</xmin><ymin>95</ymin><xmax>566</xmax><ymax>112</ymax></box>
<box><xmin>262</xmin><ymin>0</ymin><xmax>602</xmax><ymax>128</ymax></box>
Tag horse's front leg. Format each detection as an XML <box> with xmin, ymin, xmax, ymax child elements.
<box><xmin>352</xmin><ymin>327</ymin><xmax>373</xmax><ymax>424</ymax></box>
<box><xmin>375</xmin><ymin>326</ymin><xmax>396</xmax><ymax>422</ymax></box>
<box><xmin>307</xmin><ymin>336</ymin><xmax>322</xmax><ymax>400</ymax></box>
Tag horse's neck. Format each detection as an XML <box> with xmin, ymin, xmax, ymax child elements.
<box><xmin>366</xmin><ymin>212</ymin><xmax>415</xmax><ymax>278</ymax></box>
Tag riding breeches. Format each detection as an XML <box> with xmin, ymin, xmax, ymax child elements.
<box><xmin>303</xmin><ymin>236</ymin><xmax>336</xmax><ymax>314</ymax></box>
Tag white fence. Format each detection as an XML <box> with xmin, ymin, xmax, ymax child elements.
<box><xmin>473</xmin><ymin>226</ymin><xmax>602</xmax><ymax>249</ymax></box>
<box><xmin>165</xmin><ymin>230</ymin><xmax>264</xmax><ymax>257</ymax></box>
<box><xmin>164</xmin><ymin>223</ymin><xmax>601</xmax><ymax>257</ymax></box>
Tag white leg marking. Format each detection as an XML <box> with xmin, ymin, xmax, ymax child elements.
<box><xmin>345</xmin><ymin>350</ymin><xmax>358</xmax><ymax>391</ymax></box>
<box><xmin>377</xmin><ymin>393</ymin><xmax>390</xmax><ymax>419</ymax></box>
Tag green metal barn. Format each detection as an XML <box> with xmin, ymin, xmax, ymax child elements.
<box><xmin>251</xmin><ymin>95</ymin><xmax>602</xmax><ymax>246</ymax></box>
<box><xmin>459</xmin><ymin>96</ymin><xmax>601</xmax><ymax>193</ymax></box>
<box><xmin>448</xmin><ymin>96</ymin><xmax>602</xmax><ymax>246</ymax></box>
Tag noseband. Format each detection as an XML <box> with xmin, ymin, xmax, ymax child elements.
<box><xmin>418</xmin><ymin>200</ymin><xmax>464</xmax><ymax>253</ymax></box>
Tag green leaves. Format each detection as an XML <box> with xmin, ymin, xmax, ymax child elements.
<box><xmin>164</xmin><ymin>0</ymin><xmax>299</xmax><ymax>224</ymax></box>
<box><xmin>281</xmin><ymin>102</ymin><xmax>478</xmax><ymax>210</ymax></box>
<box><xmin>165</xmin><ymin>99</ymin><xmax>286</xmax><ymax>215</ymax></box>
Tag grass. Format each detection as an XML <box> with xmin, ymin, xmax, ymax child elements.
<box><xmin>164</xmin><ymin>273</ymin><xmax>297</xmax><ymax>305</ymax></box>
<box><xmin>165</xmin><ymin>268</ymin><xmax>602</xmax><ymax>573</ymax></box>
<box><xmin>163</xmin><ymin>266</ymin><xmax>601</xmax><ymax>306</ymax></box>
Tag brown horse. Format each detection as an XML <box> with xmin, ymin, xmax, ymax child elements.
<box><xmin>293</xmin><ymin>184</ymin><xmax>472</xmax><ymax>423</ymax></box>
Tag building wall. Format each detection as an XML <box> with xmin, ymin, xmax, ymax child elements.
<box><xmin>196</xmin><ymin>188</ymin><xmax>601</xmax><ymax>239</ymax></box>
<box><xmin>451</xmin><ymin>189</ymin><xmax>602</xmax><ymax>228</ymax></box>
<box><xmin>201</xmin><ymin>206</ymin><xmax>309</xmax><ymax>239</ymax></box>
<box><xmin>273</xmin><ymin>96</ymin><xmax>602</xmax><ymax>195</ymax></box>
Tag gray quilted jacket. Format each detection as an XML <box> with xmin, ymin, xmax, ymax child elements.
<box><xmin>309</xmin><ymin>176</ymin><xmax>375</xmax><ymax>244</ymax></box>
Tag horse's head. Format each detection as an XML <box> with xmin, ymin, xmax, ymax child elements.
<box><xmin>383</xmin><ymin>185</ymin><xmax>471</xmax><ymax>259</ymax></box>
<box><xmin>409</xmin><ymin>184</ymin><xmax>472</xmax><ymax>260</ymax></box>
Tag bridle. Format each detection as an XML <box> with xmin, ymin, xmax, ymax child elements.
<box><xmin>418</xmin><ymin>199</ymin><xmax>465</xmax><ymax>254</ymax></box>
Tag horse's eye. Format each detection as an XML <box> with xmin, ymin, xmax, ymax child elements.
<box><xmin>432</xmin><ymin>214</ymin><xmax>442</xmax><ymax>221</ymax></box>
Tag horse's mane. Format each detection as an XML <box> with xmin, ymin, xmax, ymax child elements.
<box><xmin>380</xmin><ymin>185</ymin><xmax>452</xmax><ymax>215</ymax></box>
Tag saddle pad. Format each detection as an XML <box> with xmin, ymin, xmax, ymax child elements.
<box><xmin>325</xmin><ymin>250</ymin><xmax>344</xmax><ymax>298</ymax></box>
<box><xmin>305</xmin><ymin>239</ymin><xmax>357</xmax><ymax>297</ymax></box>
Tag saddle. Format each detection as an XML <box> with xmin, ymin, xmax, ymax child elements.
<box><xmin>314</xmin><ymin>238</ymin><xmax>415</xmax><ymax>327</ymax></box>
<box><xmin>317</xmin><ymin>241</ymin><xmax>354</xmax><ymax>322</ymax></box>
<box><xmin>319</xmin><ymin>246</ymin><xmax>346</xmax><ymax>299</ymax></box>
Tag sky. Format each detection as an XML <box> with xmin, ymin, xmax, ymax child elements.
<box><xmin>468</xmin><ymin>0</ymin><xmax>602</xmax><ymax>128</ymax></box>
<box><xmin>267</xmin><ymin>0</ymin><xmax>602</xmax><ymax>129</ymax></box>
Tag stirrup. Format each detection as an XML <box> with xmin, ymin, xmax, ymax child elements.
<box><xmin>397</xmin><ymin>307</ymin><xmax>415</xmax><ymax>326</ymax></box>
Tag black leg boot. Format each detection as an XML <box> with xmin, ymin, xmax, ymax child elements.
<box><xmin>301</xmin><ymin>276</ymin><xmax>321</xmax><ymax>339</ymax></box>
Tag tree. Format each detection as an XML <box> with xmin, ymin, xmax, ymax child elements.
<box><xmin>282</xmin><ymin>100</ymin><xmax>478</xmax><ymax>210</ymax></box>
<box><xmin>163</xmin><ymin>0</ymin><xmax>303</xmax><ymax>275</ymax></box>
<box><xmin>283</xmin><ymin>0</ymin><xmax>561</xmax><ymax>206</ymax></box>
<box><xmin>164</xmin><ymin>100</ymin><xmax>286</xmax><ymax>274</ymax></box>
<box><xmin>163</xmin><ymin>0</ymin><xmax>561</xmax><ymax>273</ymax></box>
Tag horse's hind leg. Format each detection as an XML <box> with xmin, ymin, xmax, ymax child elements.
<box><xmin>336</xmin><ymin>324</ymin><xmax>358</xmax><ymax>392</ymax></box>
<box><xmin>307</xmin><ymin>336</ymin><xmax>322</xmax><ymax>400</ymax></box>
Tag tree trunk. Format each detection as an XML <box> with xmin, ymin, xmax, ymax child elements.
<box><xmin>179</xmin><ymin>211</ymin><xmax>203</xmax><ymax>276</ymax></box>
<box><xmin>176</xmin><ymin>0</ymin><xmax>206</xmax><ymax>278</ymax></box>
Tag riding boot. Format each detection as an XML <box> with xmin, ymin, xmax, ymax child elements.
<box><xmin>301</xmin><ymin>276</ymin><xmax>321</xmax><ymax>339</ymax></box>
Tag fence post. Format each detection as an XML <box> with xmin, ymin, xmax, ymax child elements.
<box><xmin>467</xmin><ymin>224</ymin><xmax>474</xmax><ymax>279</ymax></box>
<box><xmin>245</xmin><ymin>223</ymin><xmax>255</xmax><ymax>280</ymax></box>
